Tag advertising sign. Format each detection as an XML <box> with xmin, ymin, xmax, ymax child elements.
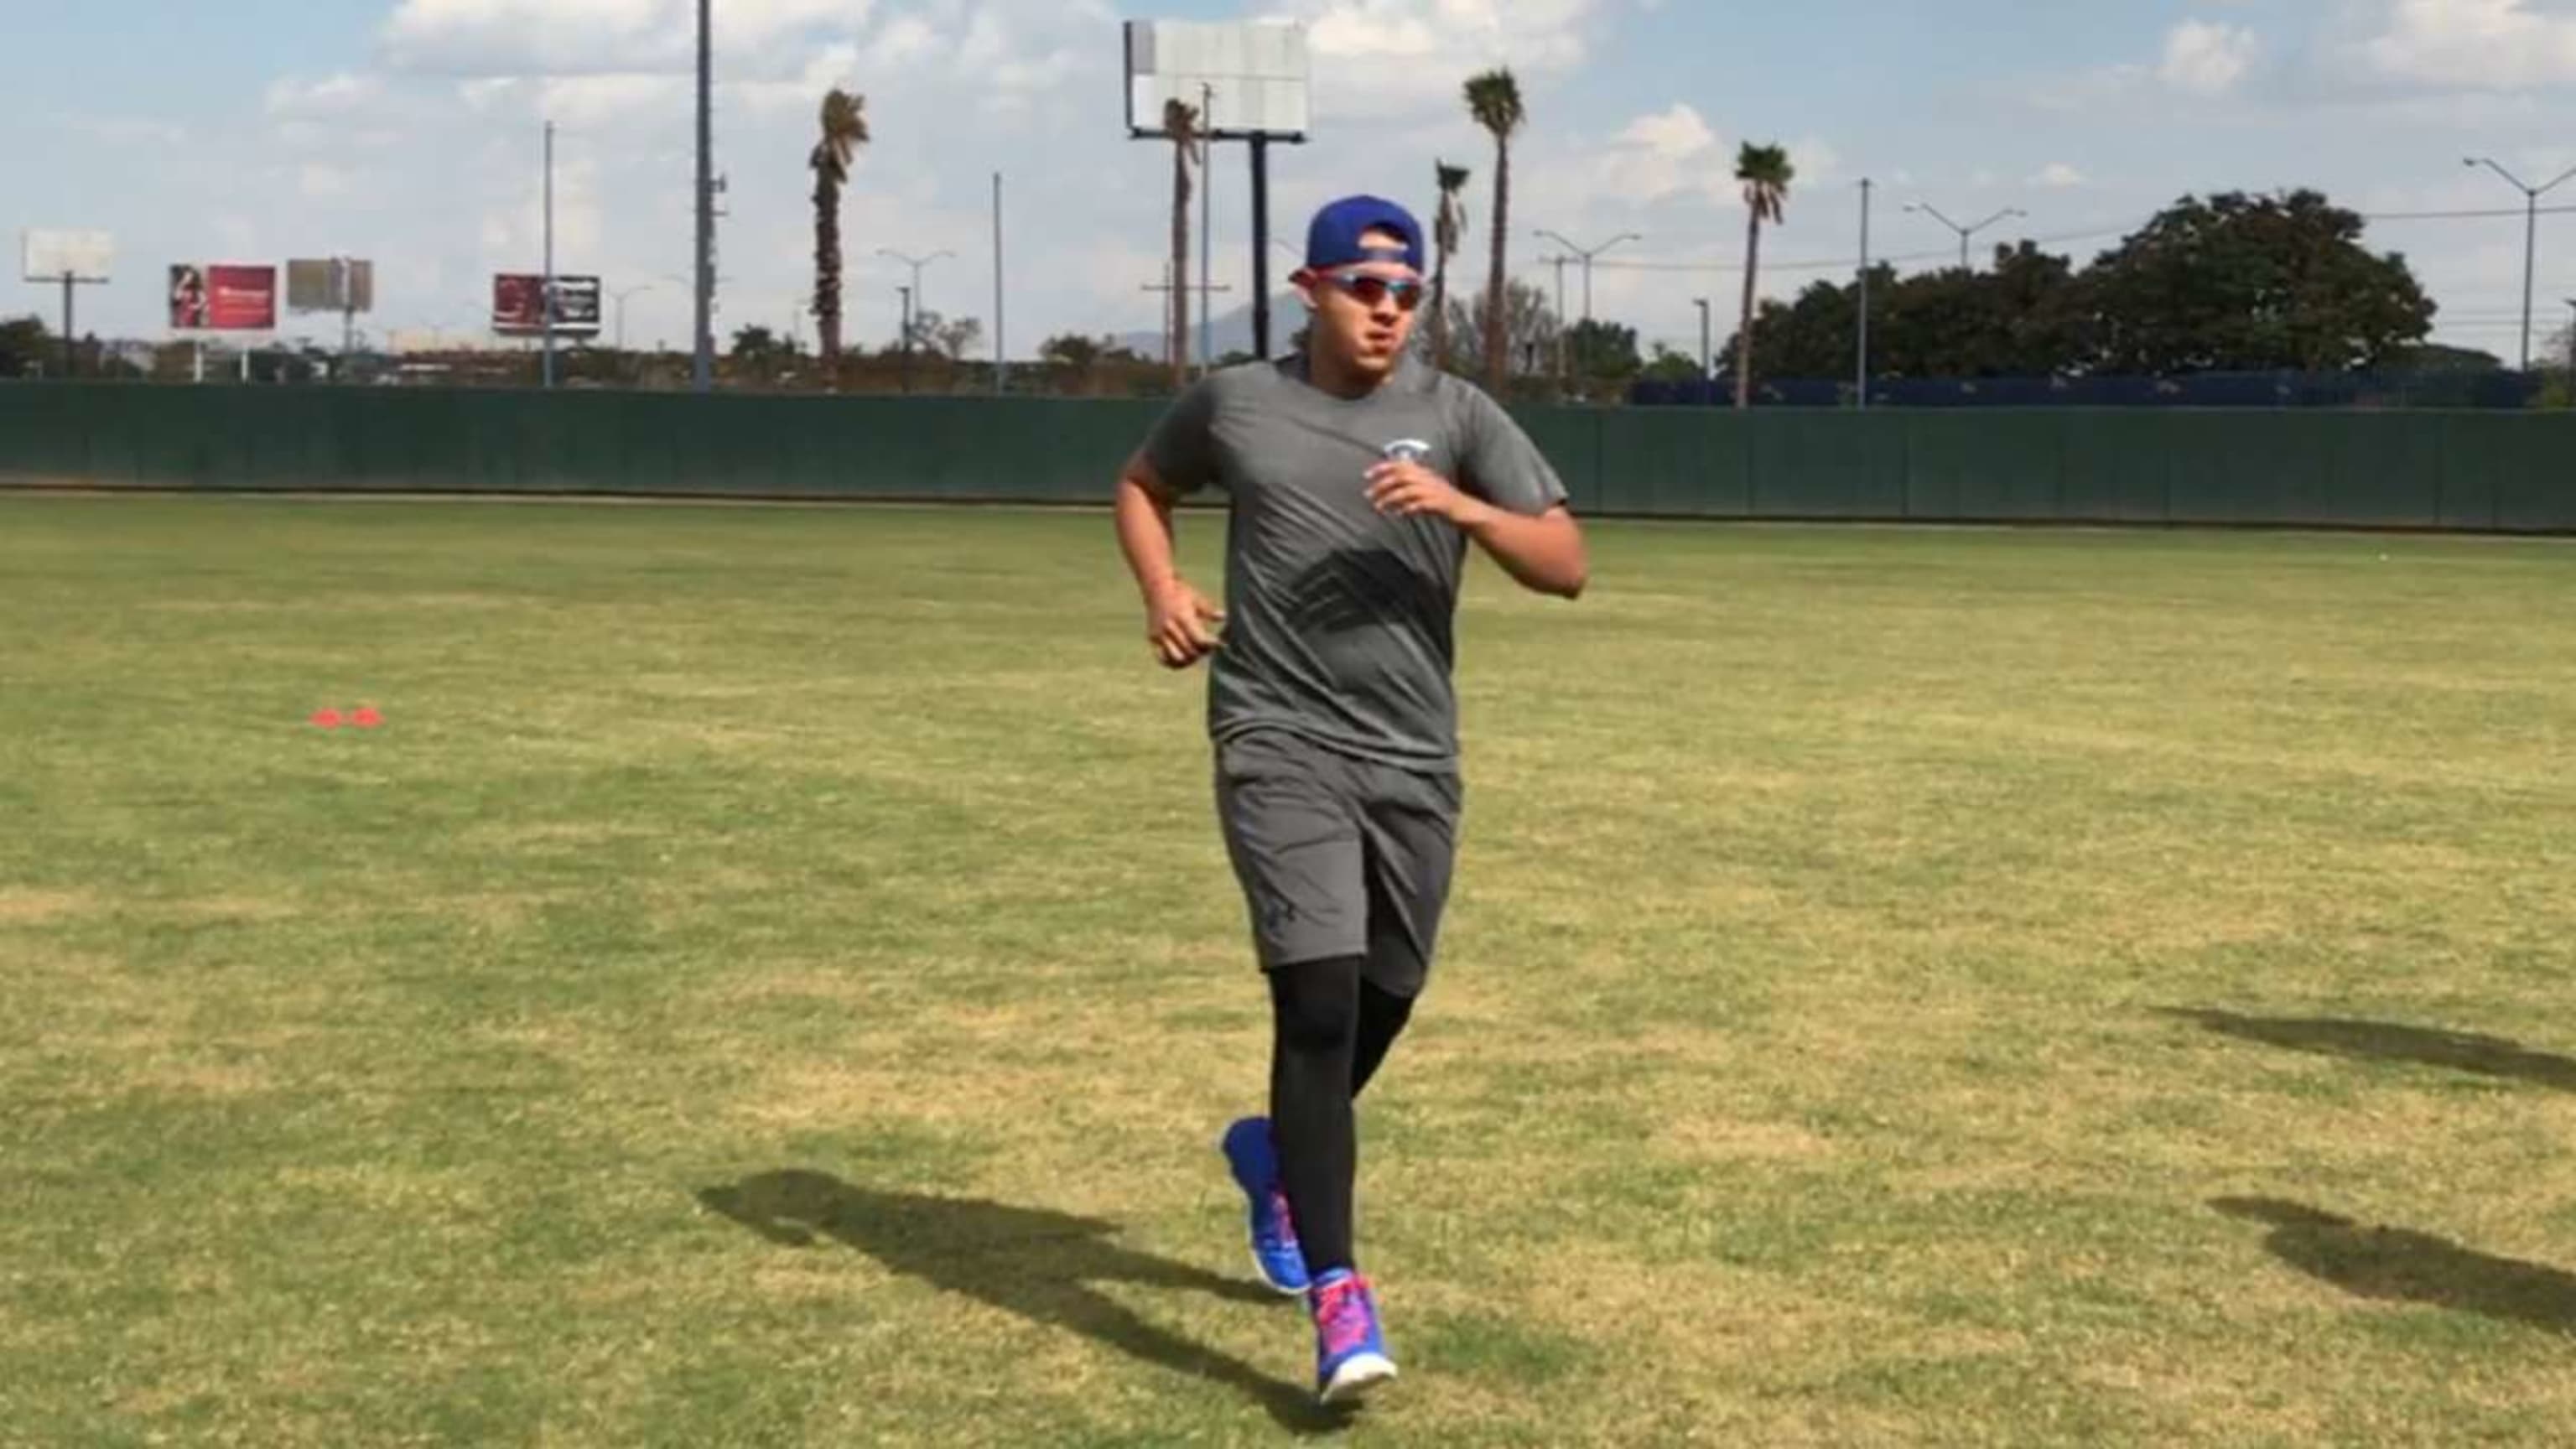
<box><xmin>288</xmin><ymin>257</ymin><xmax>375</xmax><ymax>314</ymax></box>
<box><xmin>170</xmin><ymin>263</ymin><xmax>278</xmax><ymax>330</ymax></box>
<box><xmin>23</xmin><ymin>230</ymin><xmax>116</xmax><ymax>281</ymax></box>
<box><xmin>491</xmin><ymin>273</ymin><xmax>601</xmax><ymax>336</ymax></box>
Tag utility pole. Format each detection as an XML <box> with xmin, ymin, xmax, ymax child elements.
<box><xmin>1906</xmin><ymin>202</ymin><xmax>2024</xmax><ymax>272</ymax></box>
<box><xmin>1199</xmin><ymin>82</ymin><xmax>1216</xmax><ymax>377</ymax></box>
<box><xmin>542</xmin><ymin>119</ymin><xmax>557</xmax><ymax>390</ymax></box>
<box><xmin>2463</xmin><ymin>157</ymin><xmax>2576</xmax><ymax>371</ymax></box>
<box><xmin>1857</xmin><ymin>178</ymin><xmax>1873</xmax><ymax>410</ymax></box>
<box><xmin>692</xmin><ymin>0</ymin><xmax>714</xmax><ymax>392</ymax></box>
<box><xmin>1144</xmin><ymin>267</ymin><xmax>1232</xmax><ymax>351</ymax></box>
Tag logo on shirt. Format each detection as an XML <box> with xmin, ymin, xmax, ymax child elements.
<box><xmin>1381</xmin><ymin>438</ymin><xmax>1433</xmax><ymax>465</ymax></box>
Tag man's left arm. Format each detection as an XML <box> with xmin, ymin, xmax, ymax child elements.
<box><xmin>1461</xmin><ymin>501</ymin><xmax>1587</xmax><ymax>600</ymax></box>
<box><xmin>1363</xmin><ymin>390</ymin><xmax>1587</xmax><ymax>599</ymax></box>
<box><xmin>1363</xmin><ymin>465</ymin><xmax>1587</xmax><ymax>599</ymax></box>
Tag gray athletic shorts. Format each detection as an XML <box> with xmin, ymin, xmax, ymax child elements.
<box><xmin>1213</xmin><ymin>728</ymin><xmax>1462</xmax><ymax>996</ymax></box>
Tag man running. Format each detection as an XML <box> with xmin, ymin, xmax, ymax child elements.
<box><xmin>1112</xmin><ymin>195</ymin><xmax>1587</xmax><ymax>1406</ymax></box>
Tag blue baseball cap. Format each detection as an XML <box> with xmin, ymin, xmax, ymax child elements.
<box><xmin>1305</xmin><ymin>195</ymin><xmax>1426</xmax><ymax>275</ymax></box>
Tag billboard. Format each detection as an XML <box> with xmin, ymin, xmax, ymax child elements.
<box><xmin>23</xmin><ymin>229</ymin><xmax>115</xmax><ymax>282</ymax></box>
<box><xmin>491</xmin><ymin>273</ymin><xmax>601</xmax><ymax>336</ymax></box>
<box><xmin>169</xmin><ymin>264</ymin><xmax>278</xmax><ymax>330</ymax></box>
<box><xmin>288</xmin><ymin>257</ymin><xmax>375</xmax><ymax>314</ymax></box>
<box><xmin>1124</xmin><ymin>19</ymin><xmax>1309</xmax><ymax>139</ymax></box>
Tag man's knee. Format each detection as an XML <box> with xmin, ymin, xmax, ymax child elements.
<box><xmin>1269</xmin><ymin>955</ymin><xmax>1363</xmax><ymax>1056</ymax></box>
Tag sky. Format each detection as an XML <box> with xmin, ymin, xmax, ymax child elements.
<box><xmin>7</xmin><ymin>0</ymin><xmax>2576</xmax><ymax>365</ymax></box>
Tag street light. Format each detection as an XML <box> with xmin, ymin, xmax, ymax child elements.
<box><xmin>1905</xmin><ymin>204</ymin><xmax>2026</xmax><ymax>271</ymax></box>
<box><xmin>877</xmin><ymin>248</ymin><xmax>954</xmax><ymax>338</ymax></box>
<box><xmin>1533</xmin><ymin>229</ymin><xmax>1642</xmax><ymax>324</ymax></box>
<box><xmin>611</xmin><ymin>281</ymin><xmax>662</xmax><ymax>352</ymax></box>
<box><xmin>2463</xmin><ymin>157</ymin><xmax>2576</xmax><ymax>371</ymax></box>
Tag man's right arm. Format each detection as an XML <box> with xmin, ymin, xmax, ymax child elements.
<box><xmin>1114</xmin><ymin>451</ymin><xmax>1223</xmax><ymax>670</ymax></box>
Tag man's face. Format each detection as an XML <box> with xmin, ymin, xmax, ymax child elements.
<box><xmin>1297</xmin><ymin>227</ymin><xmax>1425</xmax><ymax>381</ymax></box>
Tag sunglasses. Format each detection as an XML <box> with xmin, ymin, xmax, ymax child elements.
<box><xmin>1317</xmin><ymin>271</ymin><xmax>1427</xmax><ymax>312</ymax></box>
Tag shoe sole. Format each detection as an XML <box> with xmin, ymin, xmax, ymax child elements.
<box><xmin>1320</xmin><ymin>1353</ymin><xmax>1397</xmax><ymax>1407</ymax></box>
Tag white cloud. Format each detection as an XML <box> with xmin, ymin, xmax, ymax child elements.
<box><xmin>1789</xmin><ymin>137</ymin><xmax>1841</xmax><ymax>187</ymax></box>
<box><xmin>2161</xmin><ymin>19</ymin><xmax>2260</xmax><ymax>95</ymax></box>
<box><xmin>1278</xmin><ymin>0</ymin><xmax>1604</xmax><ymax>120</ymax></box>
<box><xmin>2032</xmin><ymin>162</ymin><xmax>2087</xmax><ymax>188</ymax></box>
<box><xmin>1616</xmin><ymin>101</ymin><xmax>1714</xmax><ymax>158</ymax></box>
<box><xmin>1597</xmin><ymin>102</ymin><xmax>1726</xmax><ymax>205</ymax></box>
<box><xmin>381</xmin><ymin>0</ymin><xmax>878</xmax><ymax>78</ymax></box>
<box><xmin>865</xmin><ymin>17</ymin><xmax>943</xmax><ymax>70</ymax></box>
<box><xmin>267</xmin><ymin>73</ymin><xmax>385</xmax><ymax>117</ymax></box>
<box><xmin>2362</xmin><ymin>0</ymin><xmax>2576</xmax><ymax>89</ymax></box>
<box><xmin>382</xmin><ymin>0</ymin><xmax>685</xmax><ymax>76</ymax></box>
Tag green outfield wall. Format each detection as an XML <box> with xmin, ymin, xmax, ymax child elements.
<box><xmin>3</xmin><ymin>384</ymin><xmax>2568</xmax><ymax>532</ymax></box>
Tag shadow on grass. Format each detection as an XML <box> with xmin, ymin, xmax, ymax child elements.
<box><xmin>2163</xmin><ymin>1009</ymin><xmax>2576</xmax><ymax>1092</ymax></box>
<box><xmin>2214</xmin><ymin>1197</ymin><xmax>2576</xmax><ymax>1337</ymax></box>
<box><xmin>697</xmin><ymin>1169</ymin><xmax>1347</xmax><ymax>1435</ymax></box>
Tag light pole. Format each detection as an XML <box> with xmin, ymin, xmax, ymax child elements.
<box><xmin>2566</xmin><ymin>298</ymin><xmax>2576</xmax><ymax>384</ymax></box>
<box><xmin>2463</xmin><ymin>157</ymin><xmax>2576</xmax><ymax>372</ymax></box>
<box><xmin>542</xmin><ymin>118</ymin><xmax>557</xmax><ymax>389</ymax></box>
<box><xmin>1692</xmin><ymin>297</ymin><xmax>1712</xmax><ymax>396</ymax></box>
<box><xmin>878</xmin><ymin>248</ymin><xmax>953</xmax><ymax>345</ymax></box>
<box><xmin>1906</xmin><ymin>203</ymin><xmax>2025</xmax><ymax>271</ymax></box>
<box><xmin>612</xmin><ymin>282</ymin><xmax>663</xmax><ymax>353</ymax></box>
<box><xmin>896</xmin><ymin>283</ymin><xmax>913</xmax><ymax>392</ymax></box>
<box><xmin>1857</xmin><ymin>178</ymin><xmax>1873</xmax><ymax>410</ymax></box>
<box><xmin>1534</xmin><ymin>229</ymin><xmax>1642</xmax><ymax>325</ymax></box>
<box><xmin>992</xmin><ymin>172</ymin><xmax>1006</xmax><ymax>396</ymax></box>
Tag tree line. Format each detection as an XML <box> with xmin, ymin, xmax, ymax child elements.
<box><xmin>1720</xmin><ymin>190</ymin><xmax>2449</xmax><ymax>384</ymax></box>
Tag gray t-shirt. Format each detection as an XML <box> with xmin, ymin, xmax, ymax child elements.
<box><xmin>1142</xmin><ymin>354</ymin><xmax>1569</xmax><ymax>772</ymax></box>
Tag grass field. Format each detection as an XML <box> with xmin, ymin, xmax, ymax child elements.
<box><xmin>4</xmin><ymin>492</ymin><xmax>2573</xmax><ymax>1446</ymax></box>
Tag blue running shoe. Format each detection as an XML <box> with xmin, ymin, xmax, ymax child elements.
<box><xmin>1309</xmin><ymin>1270</ymin><xmax>1397</xmax><ymax>1406</ymax></box>
<box><xmin>1221</xmin><ymin>1117</ymin><xmax>1309</xmax><ymax>1295</ymax></box>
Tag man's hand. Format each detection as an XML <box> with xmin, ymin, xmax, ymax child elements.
<box><xmin>1364</xmin><ymin>460</ymin><xmax>1493</xmax><ymax>528</ymax></box>
<box><xmin>1145</xmin><ymin>579</ymin><xmax>1225</xmax><ymax>670</ymax></box>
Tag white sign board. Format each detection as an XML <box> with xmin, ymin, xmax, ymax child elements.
<box><xmin>23</xmin><ymin>230</ymin><xmax>115</xmax><ymax>283</ymax></box>
<box><xmin>1124</xmin><ymin>19</ymin><xmax>1309</xmax><ymax>140</ymax></box>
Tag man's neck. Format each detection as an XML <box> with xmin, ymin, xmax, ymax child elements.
<box><xmin>1302</xmin><ymin>344</ymin><xmax>1389</xmax><ymax>401</ymax></box>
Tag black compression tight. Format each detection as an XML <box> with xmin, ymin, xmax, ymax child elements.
<box><xmin>1267</xmin><ymin>956</ymin><xmax>1415</xmax><ymax>1279</ymax></box>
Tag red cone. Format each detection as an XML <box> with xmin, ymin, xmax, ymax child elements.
<box><xmin>311</xmin><ymin>709</ymin><xmax>344</xmax><ymax>729</ymax></box>
<box><xmin>351</xmin><ymin>706</ymin><xmax>384</xmax><ymax>729</ymax></box>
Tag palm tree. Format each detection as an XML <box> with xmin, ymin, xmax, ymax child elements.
<box><xmin>808</xmin><ymin>88</ymin><xmax>869</xmax><ymax>382</ymax></box>
<box><xmin>1164</xmin><ymin>98</ymin><xmax>1201</xmax><ymax>390</ymax></box>
<box><xmin>1430</xmin><ymin>161</ymin><xmax>1471</xmax><ymax>371</ymax></box>
<box><xmin>1463</xmin><ymin>70</ymin><xmax>1524</xmax><ymax>391</ymax></box>
<box><xmin>1732</xmin><ymin>142</ymin><xmax>1794</xmax><ymax>409</ymax></box>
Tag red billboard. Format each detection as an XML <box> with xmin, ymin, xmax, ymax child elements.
<box><xmin>491</xmin><ymin>273</ymin><xmax>601</xmax><ymax>336</ymax></box>
<box><xmin>169</xmin><ymin>263</ymin><xmax>277</xmax><ymax>330</ymax></box>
